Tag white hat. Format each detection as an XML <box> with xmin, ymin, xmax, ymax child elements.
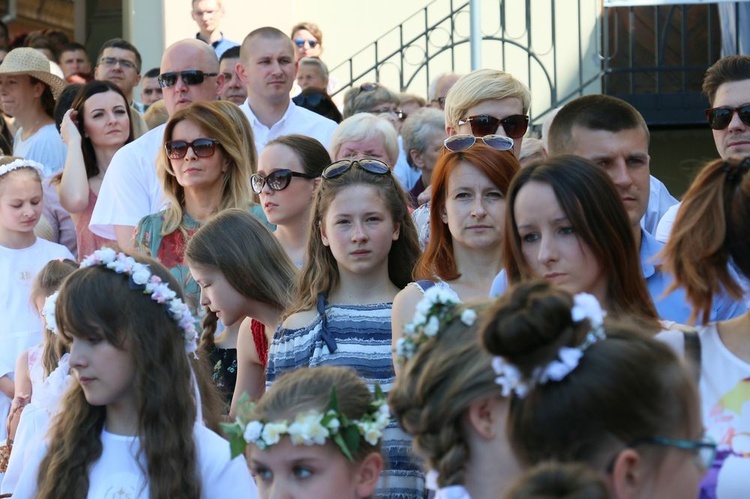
<box><xmin>0</xmin><ymin>47</ymin><xmax>66</xmax><ymax>99</ymax></box>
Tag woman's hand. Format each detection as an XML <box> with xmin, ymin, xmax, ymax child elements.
<box><xmin>60</xmin><ymin>109</ymin><xmax>82</xmax><ymax>145</ymax></box>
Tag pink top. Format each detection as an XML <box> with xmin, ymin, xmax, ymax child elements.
<box><xmin>75</xmin><ymin>190</ymin><xmax>113</xmax><ymax>261</ymax></box>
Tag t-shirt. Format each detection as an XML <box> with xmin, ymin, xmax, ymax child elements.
<box><xmin>13</xmin><ymin>124</ymin><xmax>67</xmax><ymax>177</ymax></box>
<box><xmin>89</xmin><ymin>124</ymin><xmax>166</xmax><ymax>240</ymax></box>
<box><xmin>10</xmin><ymin>424</ymin><xmax>258</xmax><ymax>498</ymax></box>
<box><xmin>657</xmin><ymin>325</ymin><xmax>750</xmax><ymax>499</ymax></box>
<box><xmin>240</xmin><ymin>100</ymin><xmax>338</xmax><ymax>155</ymax></box>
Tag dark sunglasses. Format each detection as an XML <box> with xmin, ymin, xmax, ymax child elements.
<box><xmin>322</xmin><ymin>159</ymin><xmax>391</xmax><ymax>179</ymax></box>
<box><xmin>251</xmin><ymin>169</ymin><xmax>317</xmax><ymax>194</ymax></box>
<box><xmin>294</xmin><ymin>39</ymin><xmax>318</xmax><ymax>49</ymax></box>
<box><xmin>705</xmin><ymin>105</ymin><xmax>750</xmax><ymax>130</ymax></box>
<box><xmin>458</xmin><ymin>114</ymin><xmax>529</xmax><ymax>139</ymax></box>
<box><xmin>157</xmin><ymin>70</ymin><xmax>219</xmax><ymax>89</ymax></box>
<box><xmin>165</xmin><ymin>138</ymin><xmax>219</xmax><ymax>159</ymax></box>
<box><xmin>444</xmin><ymin>134</ymin><xmax>515</xmax><ymax>153</ymax></box>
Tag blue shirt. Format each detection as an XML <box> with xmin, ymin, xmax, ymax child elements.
<box><xmin>195</xmin><ymin>33</ymin><xmax>238</xmax><ymax>59</ymax></box>
<box><xmin>489</xmin><ymin>230</ymin><xmax>746</xmax><ymax>325</ymax></box>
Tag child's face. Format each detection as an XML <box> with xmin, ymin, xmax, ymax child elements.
<box><xmin>250</xmin><ymin>437</ymin><xmax>375</xmax><ymax>499</ymax></box>
<box><xmin>0</xmin><ymin>171</ymin><xmax>42</xmax><ymax>239</ymax></box>
<box><xmin>320</xmin><ymin>184</ymin><xmax>400</xmax><ymax>279</ymax></box>
<box><xmin>189</xmin><ymin>263</ymin><xmax>247</xmax><ymax>326</ymax></box>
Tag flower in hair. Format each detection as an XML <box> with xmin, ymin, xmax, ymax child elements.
<box><xmin>492</xmin><ymin>356</ymin><xmax>530</xmax><ymax>398</ymax></box>
<box><xmin>41</xmin><ymin>291</ymin><xmax>59</xmax><ymax>335</ymax></box>
<box><xmin>222</xmin><ymin>385</ymin><xmax>391</xmax><ymax>461</ymax></box>
<box><xmin>396</xmin><ymin>285</ymin><xmax>475</xmax><ymax>364</ymax></box>
<box><xmin>79</xmin><ymin>249</ymin><xmax>198</xmax><ymax>356</ymax></box>
<box><xmin>0</xmin><ymin>158</ymin><xmax>45</xmax><ymax>178</ymax></box>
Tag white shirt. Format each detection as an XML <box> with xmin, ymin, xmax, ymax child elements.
<box><xmin>642</xmin><ymin>174</ymin><xmax>678</xmax><ymax>236</ymax></box>
<box><xmin>654</xmin><ymin>202</ymin><xmax>680</xmax><ymax>243</ymax></box>
<box><xmin>11</xmin><ymin>424</ymin><xmax>258</xmax><ymax>498</ymax></box>
<box><xmin>240</xmin><ymin>99</ymin><xmax>338</xmax><ymax>154</ymax></box>
<box><xmin>89</xmin><ymin>124</ymin><xmax>166</xmax><ymax>240</ymax></box>
<box><xmin>13</xmin><ymin>124</ymin><xmax>67</xmax><ymax>177</ymax></box>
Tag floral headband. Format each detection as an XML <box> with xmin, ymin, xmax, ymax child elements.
<box><xmin>42</xmin><ymin>291</ymin><xmax>59</xmax><ymax>335</ymax></box>
<box><xmin>396</xmin><ymin>285</ymin><xmax>477</xmax><ymax>363</ymax></box>
<box><xmin>222</xmin><ymin>386</ymin><xmax>391</xmax><ymax>461</ymax></box>
<box><xmin>79</xmin><ymin>248</ymin><xmax>198</xmax><ymax>356</ymax></box>
<box><xmin>0</xmin><ymin>158</ymin><xmax>44</xmax><ymax>178</ymax></box>
<box><xmin>492</xmin><ymin>293</ymin><xmax>606</xmax><ymax>398</ymax></box>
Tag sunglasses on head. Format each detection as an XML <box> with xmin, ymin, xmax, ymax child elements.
<box><xmin>157</xmin><ymin>70</ymin><xmax>219</xmax><ymax>89</ymax></box>
<box><xmin>705</xmin><ymin>105</ymin><xmax>750</xmax><ymax>130</ymax></box>
<box><xmin>322</xmin><ymin>159</ymin><xmax>391</xmax><ymax>179</ymax></box>
<box><xmin>165</xmin><ymin>138</ymin><xmax>219</xmax><ymax>159</ymax></box>
<box><xmin>458</xmin><ymin>114</ymin><xmax>529</xmax><ymax>139</ymax></box>
<box><xmin>444</xmin><ymin>134</ymin><xmax>515</xmax><ymax>153</ymax></box>
<box><xmin>294</xmin><ymin>39</ymin><xmax>318</xmax><ymax>49</ymax></box>
<box><xmin>251</xmin><ymin>169</ymin><xmax>317</xmax><ymax>194</ymax></box>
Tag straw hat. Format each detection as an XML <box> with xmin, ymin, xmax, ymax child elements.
<box><xmin>0</xmin><ymin>47</ymin><xmax>66</xmax><ymax>99</ymax></box>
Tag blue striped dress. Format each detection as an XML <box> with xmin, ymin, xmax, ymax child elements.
<box><xmin>267</xmin><ymin>294</ymin><xmax>426</xmax><ymax>499</ymax></box>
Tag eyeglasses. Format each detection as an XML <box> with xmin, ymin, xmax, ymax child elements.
<box><xmin>322</xmin><ymin>159</ymin><xmax>391</xmax><ymax>179</ymax></box>
<box><xmin>251</xmin><ymin>169</ymin><xmax>317</xmax><ymax>194</ymax></box>
<box><xmin>165</xmin><ymin>138</ymin><xmax>220</xmax><ymax>159</ymax></box>
<box><xmin>705</xmin><ymin>105</ymin><xmax>750</xmax><ymax>130</ymax></box>
<box><xmin>444</xmin><ymin>134</ymin><xmax>515</xmax><ymax>153</ymax></box>
<box><xmin>157</xmin><ymin>70</ymin><xmax>219</xmax><ymax>89</ymax></box>
<box><xmin>370</xmin><ymin>107</ymin><xmax>407</xmax><ymax>121</ymax></box>
<box><xmin>294</xmin><ymin>39</ymin><xmax>318</xmax><ymax>49</ymax></box>
<box><xmin>458</xmin><ymin>114</ymin><xmax>530</xmax><ymax>139</ymax></box>
<box><xmin>431</xmin><ymin>97</ymin><xmax>446</xmax><ymax>109</ymax></box>
<box><xmin>629</xmin><ymin>436</ymin><xmax>717</xmax><ymax>469</ymax></box>
<box><xmin>99</xmin><ymin>57</ymin><xmax>138</xmax><ymax>71</ymax></box>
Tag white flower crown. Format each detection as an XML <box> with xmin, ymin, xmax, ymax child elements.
<box><xmin>492</xmin><ymin>292</ymin><xmax>607</xmax><ymax>398</ymax></box>
<box><xmin>396</xmin><ymin>285</ymin><xmax>477</xmax><ymax>363</ymax></box>
<box><xmin>79</xmin><ymin>248</ymin><xmax>198</xmax><ymax>356</ymax></box>
<box><xmin>222</xmin><ymin>386</ymin><xmax>391</xmax><ymax>461</ymax></box>
<box><xmin>0</xmin><ymin>158</ymin><xmax>44</xmax><ymax>178</ymax></box>
<box><xmin>42</xmin><ymin>291</ymin><xmax>59</xmax><ymax>335</ymax></box>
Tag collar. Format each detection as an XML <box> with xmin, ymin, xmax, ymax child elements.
<box><xmin>195</xmin><ymin>32</ymin><xmax>224</xmax><ymax>48</ymax></box>
<box><xmin>242</xmin><ymin>99</ymin><xmax>294</xmax><ymax>129</ymax></box>
<box><xmin>640</xmin><ymin>229</ymin><xmax>664</xmax><ymax>279</ymax></box>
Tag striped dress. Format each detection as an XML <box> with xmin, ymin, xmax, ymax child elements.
<box><xmin>267</xmin><ymin>294</ymin><xmax>426</xmax><ymax>499</ymax></box>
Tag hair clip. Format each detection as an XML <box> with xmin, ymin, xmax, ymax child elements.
<box><xmin>42</xmin><ymin>291</ymin><xmax>59</xmax><ymax>334</ymax></box>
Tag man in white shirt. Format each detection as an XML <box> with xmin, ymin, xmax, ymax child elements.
<box><xmin>236</xmin><ymin>27</ymin><xmax>338</xmax><ymax>155</ymax></box>
<box><xmin>89</xmin><ymin>39</ymin><xmax>225</xmax><ymax>251</ymax></box>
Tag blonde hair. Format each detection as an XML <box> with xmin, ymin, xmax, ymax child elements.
<box><xmin>329</xmin><ymin>114</ymin><xmax>399</xmax><ymax>166</ymax></box>
<box><xmin>444</xmin><ymin>69</ymin><xmax>531</xmax><ymax>130</ymax></box>
<box><xmin>157</xmin><ymin>101</ymin><xmax>255</xmax><ymax>236</ymax></box>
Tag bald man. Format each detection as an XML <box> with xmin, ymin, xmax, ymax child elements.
<box><xmin>90</xmin><ymin>39</ymin><xmax>226</xmax><ymax>251</ymax></box>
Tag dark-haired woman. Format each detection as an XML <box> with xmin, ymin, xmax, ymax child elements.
<box><xmin>56</xmin><ymin>81</ymin><xmax>133</xmax><ymax>259</ymax></box>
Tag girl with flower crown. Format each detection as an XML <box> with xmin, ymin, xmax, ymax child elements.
<box><xmin>267</xmin><ymin>159</ymin><xmax>424</xmax><ymax>497</ymax></box>
<box><xmin>390</xmin><ymin>288</ymin><xmax>521</xmax><ymax>498</ymax></box>
<box><xmin>1</xmin><ymin>258</ymin><xmax>76</xmax><ymax>494</ymax></box>
<box><xmin>0</xmin><ymin>157</ymin><xmax>73</xmax><ymax>445</ymax></box>
<box><xmin>224</xmin><ymin>366</ymin><xmax>386</xmax><ymax>499</ymax></box>
<box><xmin>11</xmin><ymin>250</ymin><xmax>256</xmax><ymax>499</ymax></box>
<box><xmin>481</xmin><ymin>280</ymin><xmax>710</xmax><ymax>499</ymax></box>
<box><xmin>391</xmin><ymin>142</ymin><xmax>519</xmax><ymax>373</ymax></box>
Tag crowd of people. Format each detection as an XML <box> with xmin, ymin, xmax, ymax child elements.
<box><xmin>0</xmin><ymin>0</ymin><xmax>749</xmax><ymax>498</ymax></box>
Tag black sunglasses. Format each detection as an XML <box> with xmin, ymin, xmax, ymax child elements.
<box><xmin>322</xmin><ymin>159</ymin><xmax>391</xmax><ymax>179</ymax></box>
<box><xmin>458</xmin><ymin>114</ymin><xmax>529</xmax><ymax>139</ymax></box>
<box><xmin>706</xmin><ymin>105</ymin><xmax>750</xmax><ymax>130</ymax></box>
<box><xmin>165</xmin><ymin>138</ymin><xmax>219</xmax><ymax>159</ymax></box>
<box><xmin>157</xmin><ymin>70</ymin><xmax>219</xmax><ymax>89</ymax></box>
<box><xmin>251</xmin><ymin>169</ymin><xmax>317</xmax><ymax>194</ymax></box>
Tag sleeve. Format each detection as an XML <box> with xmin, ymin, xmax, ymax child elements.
<box><xmin>710</xmin><ymin>287</ymin><xmax>748</xmax><ymax>322</ymax></box>
<box><xmin>40</xmin><ymin>178</ymin><xmax>78</xmax><ymax>257</ymax></box>
<box><xmin>132</xmin><ymin>215</ymin><xmax>157</xmax><ymax>257</ymax></box>
<box><xmin>2</xmin><ymin>439</ymin><xmax>47</xmax><ymax>498</ymax></box>
<box><xmin>195</xmin><ymin>426</ymin><xmax>259</xmax><ymax>499</ymax></box>
<box><xmin>654</xmin><ymin>328</ymin><xmax>686</xmax><ymax>359</ymax></box>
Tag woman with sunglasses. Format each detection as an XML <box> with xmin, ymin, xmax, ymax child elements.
<box><xmin>55</xmin><ymin>81</ymin><xmax>133</xmax><ymax>260</ymax></box>
<box><xmin>133</xmin><ymin>100</ymin><xmax>268</xmax><ymax>313</ymax></box>
<box><xmin>254</xmin><ymin>134</ymin><xmax>329</xmax><ymax>267</ymax></box>
<box><xmin>392</xmin><ymin>140</ymin><xmax>519</xmax><ymax>373</ymax></box>
<box><xmin>661</xmin><ymin>157</ymin><xmax>750</xmax><ymax>498</ymax></box>
<box><xmin>267</xmin><ymin>158</ymin><xmax>424</xmax><ymax>498</ymax></box>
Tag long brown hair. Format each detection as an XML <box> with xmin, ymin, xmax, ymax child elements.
<box><xmin>504</xmin><ymin>155</ymin><xmax>659</xmax><ymax>329</ymax></box>
<box><xmin>661</xmin><ymin>157</ymin><xmax>750</xmax><ymax>324</ymax></box>
<box><xmin>36</xmin><ymin>255</ymin><xmax>219</xmax><ymax>499</ymax></box>
<box><xmin>414</xmin><ymin>144</ymin><xmax>519</xmax><ymax>281</ymax></box>
<box><xmin>285</xmin><ymin>165</ymin><xmax>421</xmax><ymax>316</ymax></box>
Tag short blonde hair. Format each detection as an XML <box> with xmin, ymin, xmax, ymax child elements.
<box><xmin>444</xmin><ymin>69</ymin><xmax>531</xmax><ymax>130</ymax></box>
<box><xmin>329</xmin><ymin>113</ymin><xmax>399</xmax><ymax>166</ymax></box>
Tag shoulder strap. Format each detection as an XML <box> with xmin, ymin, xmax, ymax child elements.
<box><xmin>682</xmin><ymin>329</ymin><xmax>702</xmax><ymax>383</ymax></box>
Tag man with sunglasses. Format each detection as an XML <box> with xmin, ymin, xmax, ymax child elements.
<box><xmin>656</xmin><ymin>54</ymin><xmax>750</xmax><ymax>243</ymax></box>
<box><xmin>191</xmin><ymin>0</ymin><xmax>238</xmax><ymax>58</ymax></box>
<box><xmin>90</xmin><ymin>39</ymin><xmax>226</xmax><ymax>251</ymax></box>
<box><xmin>236</xmin><ymin>27</ymin><xmax>337</xmax><ymax>156</ymax></box>
<box><xmin>546</xmin><ymin>94</ymin><xmax>744</xmax><ymax>324</ymax></box>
